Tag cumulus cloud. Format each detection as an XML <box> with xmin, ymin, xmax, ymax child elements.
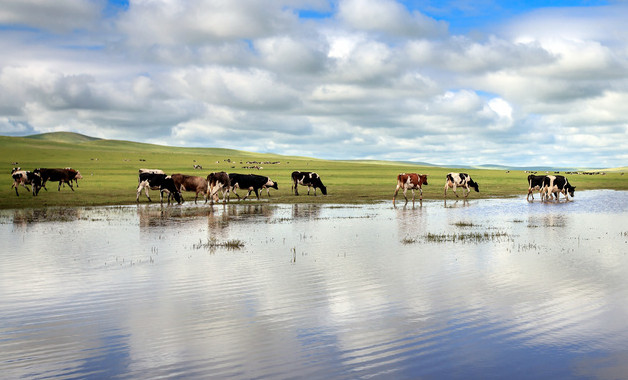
<box><xmin>0</xmin><ymin>0</ymin><xmax>627</xmax><ymax>167</ymax></box>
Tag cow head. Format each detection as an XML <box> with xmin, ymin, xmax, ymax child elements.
<box><xmin>268</xmin><ymin>180</ymin><xmax>278</xmax><ymax>190</ymax></box>
<box><xmin>469</xmin><ymin>180</ymin><xmax>479</xmax><ymax>192</ymax></box>
<box><xmin>422</xmin><ymin>175</ymin><xmax>428</xmax><ymax>186</ymax></box>
<box><xmin>11</xmin><ymin>167</ymin><xmax>20</xmax><ymax>174</ymax></box>
<box><xmin>566</xmin><ymin>185</ymin><xmax>576</xmax><ymax>198</ymax></box>
<box><xmin>319</xmin><ymin>183</ymin><xmax>327</xmax><ymax>195</ymax></box>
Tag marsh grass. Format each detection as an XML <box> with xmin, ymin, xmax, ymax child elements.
<box><xmin>193</xmin><ymin>237</ymin><xmax>244</xmax><ymax>250</ymax></box>
<box><xmin>425</xmin><ymin>231</ymin><xmax>511</xmax><ymax>243</ymax></box>
<box><xmin>452</xmin><ymin>221</ymin><xmax>477</xmax><ymax>227</ymax></box>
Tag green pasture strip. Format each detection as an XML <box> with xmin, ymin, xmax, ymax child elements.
<box><xmin>2</xmin><ymin>134</ymin><xmax>627</xmax><ymax>209</ymax></box>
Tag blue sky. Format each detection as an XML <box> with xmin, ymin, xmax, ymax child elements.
<box><xmin>1</xmin><ymin>0</ymin><xmax>627</xmax><ymax>168</ymax></box>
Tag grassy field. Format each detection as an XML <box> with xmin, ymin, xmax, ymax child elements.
<box><xmin>2</xmin><ymin>132</ymin><xmax>627</xmax><ymax>209</ymax></box>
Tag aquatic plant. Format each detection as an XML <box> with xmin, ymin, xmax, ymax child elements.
<box><xmin>424</xmin><ymin>231</ymin><xmax>511</xmax><ymax>243</ymax></box>
<box><xmin>193</xmin><ymin>237</ymin><xmax>244</xmax><ymax>250</ymax></box>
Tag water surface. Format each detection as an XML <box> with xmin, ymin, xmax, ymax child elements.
<box><xmin>1</xmin><ymin>190</ymin><xmax>628</xmax><ymax>379</ymax></box>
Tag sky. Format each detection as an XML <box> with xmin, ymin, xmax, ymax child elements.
<box><xmin>1</xmin><ymin>0</ymin><xmax>627</xmax><ymax>168</ymax></box>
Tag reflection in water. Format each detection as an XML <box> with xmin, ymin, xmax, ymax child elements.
<box><xmin>1</xmin><ymin>190</ymin><xmax>628</xmax><ymax>379</ymax></box>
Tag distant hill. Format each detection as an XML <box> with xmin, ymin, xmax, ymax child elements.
<box><xmin>25</xmin><ymin>132</ymin><xmax>101</xmax><ymax>144</ymax></box>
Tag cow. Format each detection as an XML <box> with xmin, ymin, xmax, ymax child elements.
<box><xmin>527</xmin><ymin>175</ymin><xmax>547</xmax><ymax>201</ymax></box>
<box><xmin>543</xmin><ymin>175</ymin><xmax>576</xmax><ymax>202</ymax></box>
<box><xmin>136</xmin><ymin>169</ymin><xmax>166</xmax><ymax>202</ymax></box>
<box><xmin>64</xmin><ymin>167</ymin><xmax>83</xmax><ymax>188</ymax></box>
<box><xmin>34</xmin><ymin>168</ymin><xmax>78</xmax><ymax>192</ymax></box>
<box><xmin>393</xmin><ymin>173</ymin><xmax>428</xmax><ymax>205</ymax></box>
<box><xmin>11</xmin><ymin>168</ymin><xmax>41</xmax><ymax>196</ymax></box>
<box><xmin>229</xmin><ymin>173</ymin><xmax>278</xmax><ymax>201</ymax></box>
<box><xmin>207</xmin><ymin>172</ymin><xmax>231</xmax><ymax>204</ymax></box>
<box><xmin>444</xmin><ymin>173</ymin><xmax>479</xmax><ymax>198</ymax></box>
<box><xmin>135</xmin><ymin>172</ymin><xmax>181</xmax><ymax>204</ymax></box>
<box><xmin>291</xmin><ymin>171</ymin><xmax>327</xmax><ymax>196</ymax></box>
<box><xmin>171</xmin><ymin>174</ymin><xmax>209</xmax><ymax>204</ymax></box>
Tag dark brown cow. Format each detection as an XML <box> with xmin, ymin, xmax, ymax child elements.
<box><xmin>207</xmin><ymin>172</ymin><xmax>230</xmax><ymax>204</ymax></box>
<box><xmin>393</xmin><ymin>173</ymin><xmax>428</xmax><ymax>205</ymax></box>
<box><xmin>34</xmin><ymin>168</ymin><xmax>78</xmax><ymax>192</ymax></box>
<box><xmin>171</xmin><ymin>174</ymin><xmax>208</xmax><ymax>203</ymax></box>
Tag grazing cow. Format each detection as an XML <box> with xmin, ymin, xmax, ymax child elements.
<box><xmin>229</xmin><ymin>173</ymin><xmax>278</xmax><ymax>200</ymax></box>
<box><xmin>527</xmin><ymin>175</ymin><xmax>547</xmax><ymax>201</ymax></box>
<box><xmin>171</xmin><ymin>174</ymin><xmax>209</xmax><ymax>203</ymax></box>
<box><xmin>291</xmin><ymin>171</ymin><xmax>327</xmax><ymax>196</ymax></box>
<box><xmin>444</xmin><ymin>172</ymin><xmax>479</xmax><ymax>198</ymax></box>
<box><xmin>543</xmin><ymin>175</ymin><xmax>576</xmax><ymax>202</ymax></box>
<box><xmin>34</xmin><ymin>168</ymin><xmax>78</xmax><ymax>192</ymax></box>
<box><xmin>136</xmin><ymin>169</ymin><xmax>166</xmax><ymax>202</ymax></box>
<box><xmin>11</xmin><ymin>168</ymin><xmax>41</xmax><ymax>196</ymax></box>
<box><xmin>136</xmin><ymin>172</ymin><xmax>181</xmax><ymax>204</ymax></box>
<box><xmin>393</xmin><ymin>173</ymin><xmax>428</xmax><ymax>205</ymax></box>
<box><xmin>207</xmin><ymin>172</ymin><xmax>231</xmax><ymax>203</ymax></box>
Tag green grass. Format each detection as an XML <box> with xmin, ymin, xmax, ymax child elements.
<box><xmin>2</xmin><ymin>132</ymin><xmax>627</xmax><ymax>209</ymax></box>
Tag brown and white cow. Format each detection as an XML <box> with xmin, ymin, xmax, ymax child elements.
<box><xmin>444</xmin><ymin>172</ymin><xmax>479</xmax><ymax>198</ymax></box>
<box><xmin>171</xmin><ymin>174</ymin><xmax>208</xmax><ymax>204</ymax></box>
<box><xmin>393</xmin><ymin>173</ymin><xmax>428</xmax><ymax>205</ymax></box>
<box><xmin>11</xmin><ymin>168</ymin><xmax>42</xmax><ymax>196</ymax></box>
<box><xmin>207</xmin><ymin>172</ymin><xmax>230</xmax><ymax>204</ymax></box>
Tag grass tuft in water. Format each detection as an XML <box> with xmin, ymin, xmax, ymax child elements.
<box><xmin>401</xmin><ymin>236</ymin><xmax>417</xmax><ymax>244</ymax></box>
<box><xmin>193</xmin><ymin>237</ymin><xmax>244</xmax><ymax>250</ymax></box>
<box><xmin>452</xmin><ymin>221</ymin><xmax>476</xmax><ymax>227</ymax></box>
<box><xmin>425</xmin><ymin>231</ymin><xmax>511</xmax><ymax>243</ymax></box>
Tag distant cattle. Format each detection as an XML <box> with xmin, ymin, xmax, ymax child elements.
<box><xmin>207</xmin><ymin>172</ymin><xmax>231</xmax><ymax>203</ymax></box>
<box><xmin>35</xmin><ymin>168</ymin><xmax>80</xmax><ymax>192</ymax></box>
<box><xmin>527</xmin><ymin>175</ymin><xmax>547</xmax><ymax>201</ymax></box>
<box><xmin>543</xmin><ymin>175</ymin><xmax>576</xmax><ymax>202</ymax></box>
<box><xmin>291</xmin><ymin>171</ymin><xmax>327</xmax><ymax>196</ymax></box>
<box><xmin>171</xmin><ymin>174</ymin><xmax>209</xmax><ymax>203</ymax></box>
<box><xmin>393</xmin><ymin>173</ymin><xmax>428</xmax><ymax>205</ymax></box>
<box><xmin>136</xmin><ymin>169</ymin><xmax>166</xmax><ymax>202</ymax></box>
<box><xmin>11</xmin><ymin>168</ymin><xmax>41</xmax><ymax>196</ymax></box>
<box><xmin>229</xmin><ymin>173</ymin><xmax>278</xmax><ymax>200</ymax></box>
<box><xmin>444</xmin><ymin>173</ymin><xmax>479</xmax><ymax>198</ymax></box>
<box><xmin>136</xmin><ymin>172</ymin><xmax>181</xmax><ymax>204</ymax></box>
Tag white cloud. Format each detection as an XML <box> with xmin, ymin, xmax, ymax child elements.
<box><xmin>0</xmin><ymin>0</ymin><xmax>627</xmax><ymax>167</ymax></box>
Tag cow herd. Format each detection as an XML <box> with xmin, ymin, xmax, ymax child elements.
<box><xmin>11</xmin><ymin>167</ymin><xmax>83</xmax><ymax>196</ymax></box>
<box><xmin>9</xmin><ymin>167</ymin><xmax>577</xmax><ymax>205</ymax></box>
<box><xmin>136</xmin><ymin>169</ymin><xmax>327</xmax><ymax>205</ymax></box>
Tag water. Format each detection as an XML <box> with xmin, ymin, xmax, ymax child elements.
<box><xmin>1</xmin><ymin>190</ymin><xmax>628</xmax><ymax>379</ymax></box>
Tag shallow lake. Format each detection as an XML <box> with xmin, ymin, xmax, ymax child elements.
<box><xmin>2</xmin><ymin>190</ymin><xmax>628</xmax><ymax>379</ymax></box>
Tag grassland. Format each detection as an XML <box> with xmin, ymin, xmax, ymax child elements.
<box><xmin>2</xmin><ymin>133</ymin><xmax>627</xmax><ymax>209</ymax></box>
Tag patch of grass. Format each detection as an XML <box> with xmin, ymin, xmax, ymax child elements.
<box><xmin>192</xmin><ymin>237</ymin><xmax>244</xmax><ymax>250</ymax></box>
<box><xmin>452</xmin><ymin>221</ymin><xmax>476</xmax><ymax>227</ymax></box>
<box><xmin>401</xmin><ymin>236</ymin><xmax>417</xmax><ymax>244</ymax></box>
<box><xmin>425</xmin><ymin>231</ymin><xmax>511</xmax><ymax>243</ymax></box>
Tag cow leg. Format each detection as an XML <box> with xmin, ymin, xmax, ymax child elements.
<box><xmin>464</xmin><ymin>185</ymin><xmax>470</xmax><ymax>198</ymax></box>
<box><xmin>307</xmin><ymin>186</ymin><xmax>311</xmax><ymax>195</ymax></box>
<box><xmin>393</xmin><ymin>184</ymin><xmax>401</xmax><ymax>205</ymax></box>
<box><xmin>411</xmin><ymin>188</ymin><xmax>415</xmax><ymax>204</ymax></box>
<box><xmin>401</xmin><ymin>187</ymin><xmax>409</xmax><ymax>204</ymax></box>
<box><xmin>443</xmin><ymin>183</ymin><xmax>449</xmax><ymax>198</ymax></box>
<box><xmin>419</xmin><ymin>186</ymin><xmax>423</xmax><ymax>200</ymax></box>
<box><xmin>255</xmin><ymin>188</ymin><xmax>260</xmax><ymax>200</ymax></box>
<box><xmin>13</xmin><ymin>182</ymin><xmax>19</xmax><ymax>196</ymax></box>
<box><xmin>67</xmin><ymin>181</ymin><xmax>74</xmax><ymax>191</ymax></box>
<box><xmin>293</xmin><ymin>181</ymin><xmax>299</xmax><ymax>195</ymax></box>
<box><xmin>58</xmin><ymin>181</ymin><xmax>62</xmax><ymax>191</ymax></box>
<box><xmin>452</xmin><ymin>184</ymin><xmax>458</xmax><ymax>198</ymax></box>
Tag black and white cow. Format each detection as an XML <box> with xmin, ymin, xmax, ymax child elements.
<box><xmin>136</xmin><ymin>169</ymin><xmax>166</xmax><ymax>202</ymax></box>
<box><xmin>543</xmin><ymin>175</ymin><xmax>576</xmax><ymax>202</ymax></box>
<box><xmin>527</xmin><ymin>175</ymin><xmax>548</xmax><ymax>201</ymax></box>
<box><xmin>229</xmin><ymin>173</ymin><xmax>278</xmax><ymax>201</ymax></box>
<box><xmin>11</xmin><ymin>168</ymin><xmax>42</xmax><ymax>196</ymax></box>
<box><xmin>444</xmin><ymin>172</ymin><xmax>479</xmax><ymax>198</ymax></box>
<box><xmin>291</xmin><ymin>171</ymin><xmax>327</xmax><ymax>196</ymax></box>
<box><xmin>136</xmin><ymin>170</ymin><xmax>181</xmax><ymax>204</ymax></box>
